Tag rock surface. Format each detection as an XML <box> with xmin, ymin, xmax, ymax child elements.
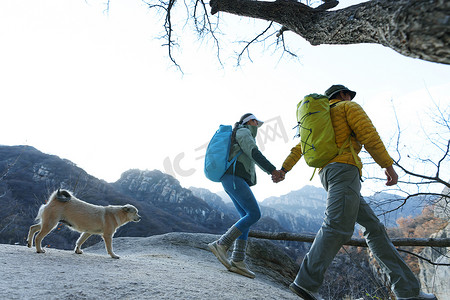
<box><xmin>0</xmin><ymin>232</ymin><xmax>300</xmax><ymax>300</ymax></box>
<box><xmin>419</xmin><ymin>223</ymin><xmax>450</xmax><ymax>300</ymax></box>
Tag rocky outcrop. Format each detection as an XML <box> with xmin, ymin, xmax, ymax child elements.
<box><xmin>419</xmin><ymin>188</ymin><xmax>450</xmax><ymax>300</ymax></box>
<box><xmin>419</xmin><ymin>224</ymin><xmax>449</xmax><ymax>300</ymax></box>
<box><xmin>262</xmin><ymin>185</ymin><xmax>327</xmax><ymax>220</ymax></box>
<box><xmin>113</xmin><ymin>169</ymin><xmax>234</xmax><ymax>231</ymax></box>
<box><xmin>0</xmin><ymin>232</ymin><xmax>300</xmax><ymax>299</ymax></box>
<box><xmin>123</xmin><ymin>232</ymin><xmax>300</xmax><ymax>286</ymax></box>
<box><xmin>190</xmin><ymin>186</ymin><xmax>239</xmax><ymax>218</ymax></box>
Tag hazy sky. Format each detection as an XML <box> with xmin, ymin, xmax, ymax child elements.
<box><xmin>1</xmin><ymin>0</ymin><xmax>449</xmax><ymax>201</ymax></box>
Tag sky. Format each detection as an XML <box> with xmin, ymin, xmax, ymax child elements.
<box><xmin>0</xmin><ymin>0</ymin><xmax>449</xmax><ymax>201</ymax></box>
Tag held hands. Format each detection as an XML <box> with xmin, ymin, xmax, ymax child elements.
<box><xmin>271</xmin><ymin>165</ymin><xmax>398</xmax><ymax>185</ymax></box>
<box><xmin>271</xmin><ymin>169</ymin><xmax>286</xmax><ymax>183</ymax></box>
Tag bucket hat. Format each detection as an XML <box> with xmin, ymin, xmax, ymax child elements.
<box><xmin>325</xmin><ymin>84</ymin><xmax>356</xmax><ymax>100</ymax></box>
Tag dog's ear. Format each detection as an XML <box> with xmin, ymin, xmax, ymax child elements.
<box><xmin>122</xmin><ymin>206</ymin><xmax>132</xmax><ymax>213</ymax></box>
<box><xmin>56</xmin><ymin>189</ymin><xmax>71</xmax><ymax>202</ymax></box>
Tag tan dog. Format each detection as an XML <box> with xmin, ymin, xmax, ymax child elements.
<box><xmin>27</xmin><ymin>189</ymin><xmax>141</xmax><ymax>258</ymax></box>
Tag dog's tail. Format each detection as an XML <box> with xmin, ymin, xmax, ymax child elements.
<box><xmin>34</xmin><ymin>189</ymin><xmax>72</xmax><ymax>222</ymax></box>
<box><xmin>35</xmin><ymin>204</ymin><xmax>46</xmax><ymax>222</ymax></box>
<box><xmin>55</xmin><ymin>189</ymin><xmax>72</xmax><ymax>202</ymax></box>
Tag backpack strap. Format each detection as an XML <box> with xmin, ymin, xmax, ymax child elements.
<box><xmin>339</xmin><ymin>134</ymin><xmax>362</xmax><ymax>169</ymax></box>
<box><xmin>309</xmin><ymin>168</ymin><xmax>318</xmax><ymax>181</ymax></box>
<box><xmin>226</xmin><ymin>139</ymin><xmax>243</xmax><ymax>189</ymax></box>
<box><xmin>228</xmin><ymin>150</ymin><xmax>242</xmax><ymax>166</ymax></box>
<box><xmin>309</xmin><ymin>135</ymin><xmax>360</xmax><ymax>181</ymax></box>
<box><xmin>230</xmin><ymin>151</ymin><xmax>242</xmax><ymax>189</ymax></box>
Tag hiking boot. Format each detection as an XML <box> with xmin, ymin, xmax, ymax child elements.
<box><xmin>289</xmin><ymin>283</ymin><xmax>324</xmax><ymax>300</ymax></box>
<box><xmin>208</xmin><ymin>241</ymin><xmax>231</xmax><ymax>270</ymax></box>
<box><xmin>229</xmin><ymin>260</ymin><xmax>255</xmax><ymax>279</ymax></box>
<box><xmin>397</xmin><ymin>291</ymin><xmax>438</xmax><ymax>300</ymax></box>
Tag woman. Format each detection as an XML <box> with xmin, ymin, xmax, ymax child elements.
<box><xmin>208</xmin><ymin>113</ymin><xmax>281</xmax><ymax>278</ymax></box>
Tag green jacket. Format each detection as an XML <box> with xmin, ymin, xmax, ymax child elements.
<box><xmin>225</xmin><ymin>124</ymin><xmax>275</xmax><ymax>186</ymax></box>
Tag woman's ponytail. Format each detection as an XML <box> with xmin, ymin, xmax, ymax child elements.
<box><xmin>231</xmin><ymin>113</ymin><xmax>253</xmax><ymax>145</ymax></box>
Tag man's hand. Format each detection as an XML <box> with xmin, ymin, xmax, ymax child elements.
<box><xmin>385</xmin><ymin>165</ymin><xmax>398</xmax><ymax>186</ymax></box>
<box><xmin>271</xmin><ymin>170</ymin><xmax>286</xmax><ymax>183</ymax></box>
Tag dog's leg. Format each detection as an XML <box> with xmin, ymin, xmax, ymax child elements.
<box><xmin>102</xmin><ymin>234</ymin><xmax>119</xmax><ymax>259</ymax></box>
<box><xmin>27</xmin><ymin>224</ymin><xmax>41</xmax><ymax>248</ymax></box>
<box><xmin>34</xmin><ymin>220</ymin><xmax>58</xmax><ymax>253</ymax></box>
<box><xmin>75</xmin><ymin>232</ymin><xmax>92</xmax><ymax>254</ymax></box>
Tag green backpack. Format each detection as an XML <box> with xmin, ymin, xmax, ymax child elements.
<box><xmin>296</xmin><ymin>94</ymin><xmax>359</xmax><ymax>178</ymax></box>
<box><xmin>296</xmin><ymin>93</ymin><xmax>338</xmax><ymax>168</ymax></box>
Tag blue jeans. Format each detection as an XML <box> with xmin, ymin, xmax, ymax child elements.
<box><xmin>221</xmin><ymin>174</ymin><xmax>261</xmax><ymax>240</ymax></box>
<box><xmin>294</xmin><ymin>163</ymin><xmax>420</xmax><ymax>298</ymax></box>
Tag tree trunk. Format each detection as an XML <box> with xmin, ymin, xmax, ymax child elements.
<box><xmin>249</xmin><ymin>230</ymin><xmax>450</xmax><ymax>247</ymax></box>
<box><xmin>210</xmin><ymin>0</ymin><xmax>450</xmax><ymax>65</ymax></box>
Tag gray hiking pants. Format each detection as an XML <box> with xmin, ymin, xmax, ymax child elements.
<box><xmin>294</xmin><ymin>163</ymin><xmax>420</xmax><ymax>298</ymax></box>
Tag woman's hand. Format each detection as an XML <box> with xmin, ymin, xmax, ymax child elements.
<box><xmin>271</xmin><ymin>170</ymin><xmax>285</xmax><ymax>183</ymax></box>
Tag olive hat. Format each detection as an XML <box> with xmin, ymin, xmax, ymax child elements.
<box><xmin>325</xmin><ymin>84</ymin><xmax>356</xmax><ymax>100</ymax></box>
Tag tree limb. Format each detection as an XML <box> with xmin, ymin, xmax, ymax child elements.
<box><xmin>210</xmin><ymin>0</ymin><xmax>450</xmax><ymax>65</ymax></box>
<box><xmin>397</xmin><ymin>248</ymin><xmax>450</xmax><ymax>266</ymax></box>
<box><xmin>377</xmin><ymin>192</ymin><xmax>448</xmax><ymax>216</ymax></box>
<box><xmin>236</xmin><ymin>22</ymin><xmax>275</xmax><ymax>65</ymax></box>
<box><xmin>144</xmin><ymin>0</ymin><xmax>183</xmax><ymax>72</ymax></box>
<box><xmin>395</xmin><ymin>160</ymin><xmax>450</xmax><ymax>189</ymax></box>
<box><xmin>249</xmin><ymin>230</ymin><xmax>450</xmax><ymax>247</ymax></box>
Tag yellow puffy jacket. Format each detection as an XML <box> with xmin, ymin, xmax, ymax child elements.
<box><xmin>282</xmin><ymin>99</ymin><xmax>393</xmax><ymax>174</ymax></box>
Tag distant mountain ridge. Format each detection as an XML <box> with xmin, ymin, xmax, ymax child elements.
<box><xmin>112</xmin><ymin>169</ymin><xmax>233</xmax><ymax>231</ymax></box>
<box><xmin>262</xmin><ymin>185</ymin><xmax>327</xmax><ymax>220</ymax></box>
<box><xmin>189</xmin><ymin>186</ymin><xmax>325</xmax><ymax>234</ymax></box>
<box><xmin>0</xmin><ymin>145</ymin><xmax>323</xmax><ymax>251</ymax></box>
<box><xmin>0</xmin><ymin>145</ymin><xmax>232</xmax><ymax>248</ymax></box>
<box><xmin>0</xmin><ymin>145</ymin><xmax>423</xmax><ymax>252</ymax></box>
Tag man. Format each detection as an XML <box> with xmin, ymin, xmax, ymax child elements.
<box><xmin>277</xmin><ymin>85</ymin><xmax>437</xmax><ymax>300</ymax></box>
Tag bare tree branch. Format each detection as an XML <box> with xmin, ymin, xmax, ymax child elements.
<box><xmin>249</xmin><ymin>230</ymin><xmax>450</xmax><ymax>247</ymax></box>
<box><xmin>395</xmin><ymin>160</ymin><xmax>450</xmax><ymax>190</ymax></box>
<box><xmin>236</xmin><ymin>22</ymin><xmax>275</xmax><ymax>65</ymax></box>
<box><xmin>192</xmin><ymin>0</ymin><xmax>223</xmax><ymax>65</ymax></box>
<box><xmin>209</xmin><ymin>0</ymin><xmax>449</xmax><ymax>64</ymax></box>
<box><xmin>377</xmin><ymin>192</ymin><xmax>447</xmax><ymax>216</ymax></box>
<box><xmin>143</xmin><ymin>0</ymin><xmax>183</xmax><ymax>72</ymax></box>
<box><xmin>397</xmin><ymin>248</ymin><xmax>450</xmax><ymax>266</ymax></box>
<box><xmin>135</xmin><ymin>0</ymin><xmax>449</xmax><ymax>68</ymax></box>
<box><xmin>363</xmin><ymin>96</ymin><xmax>450</xmax><ymax>216</ymax></box>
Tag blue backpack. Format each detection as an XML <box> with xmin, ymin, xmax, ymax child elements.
<box><xmin>204</xmin><ymin>125</ymin><xmax>242</xmax><ymax>182</ymax></box>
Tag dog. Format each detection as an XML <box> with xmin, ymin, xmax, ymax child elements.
<box><xmin>27</xmin><ymin>189</ymin><xmax>141</xmax><ymax>258</ymax></box>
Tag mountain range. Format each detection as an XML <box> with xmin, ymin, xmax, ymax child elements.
<box><xmin>1</xmin><ymin>145</ymin><xmax>446</xmax><ymax>299</ymax></box>
<box><xmin>0</xmin><ymin>145</ymin><xmax>422</xmax><ymax>252</ymax></box>
<box><xmin>0</xmin><ymin>145</ymin><xmax>323</xmax><ymax>251</ymax></box>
